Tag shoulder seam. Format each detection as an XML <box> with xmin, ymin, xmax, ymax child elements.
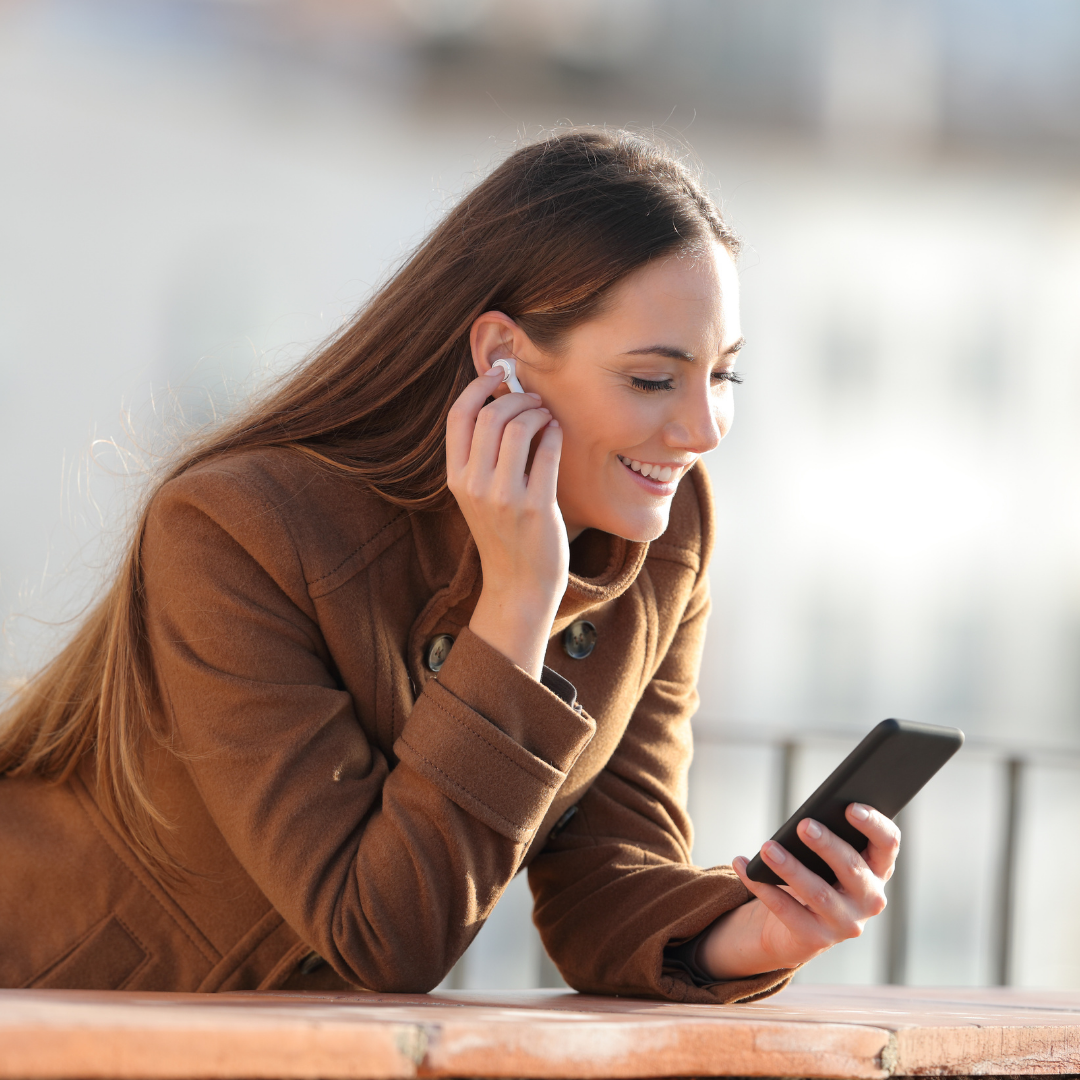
<box><xmin>164</xmin><ymin>452</ymin><xmax>409</xmax><ymax>601</ymax></box>
<box><xmin>308</xmin><ymin>510</ymin><xmax>409</xmax><ymax>587</ymax></box>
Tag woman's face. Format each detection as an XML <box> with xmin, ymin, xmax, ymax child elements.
<box><xmin>475</xmin><ymin>241</ymin><xmax>743</xmax><ymax>544</ymax></box>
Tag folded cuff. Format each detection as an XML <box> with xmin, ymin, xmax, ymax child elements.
<box><xmin>436</xmin><ymin>628</ymin><xmax>590</xmax><ymax>766</ymax></box>
<box><xmin>395</xmin><ymin>629</ymin><xmax>595</xmax><ymax>842</ymax></box>
<box><xmin>655</xmin><ymin>869</ymin><xmax>800</xmax><ymax>1003</ymax></box>
<box><xmin>663</xmin><ymin>931</ymin><xmax>715</xmax><ymax>986</ymax></box>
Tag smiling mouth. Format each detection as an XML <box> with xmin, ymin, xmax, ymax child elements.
<box><xmin>617</xmin><ymin>455</ymin><xmax>692</xmax><ymax>484</ymax></box>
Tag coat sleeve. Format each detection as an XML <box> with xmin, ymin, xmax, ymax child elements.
<box><xmin>141</xmin><ymin>462</ymin><xmax>594</xmax><ymax>993</ymax></box>
<box><xmin>527</xmin><ymin>478</ymin><xmax>798</xmax><ymax>1005</ymax></box>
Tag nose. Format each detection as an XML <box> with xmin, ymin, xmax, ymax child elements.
<box><xmin>663</xmin><ymin>384</ymin><xmax>726</xmax><ymax>454</ymax></box>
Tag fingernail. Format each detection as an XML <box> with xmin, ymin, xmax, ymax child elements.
<box><xmin>732</xmin><ymin>856</ymin><xmax>747</xmax><ymax>872</ymax></box>
<box><xmin>851</xmin><ymin>804</ymin><xmax>870</xmax><ymax>821</ymax></box>
<box><xmin>803</xmin><ymin>819</ymin><xmax>822</xmax><ymax>839</ymax></box>
<box><xmin>527</xmin><ymin>393</ymin><xmax>542</xmax><ymax>400</ymax></box>
<box><xmin>764</xmin><ymin>841</ymin><xmax>786</xmax><ymax>864</ymax></box>
<box><xmin>485</xmin><ymin>367</ymin><xmax>502</xmax><ymax>377</ymax></box>
<box><xmin>548</xmin><ymin>419</ymin><xmax>559</xmax><ymax>428</ymax></box>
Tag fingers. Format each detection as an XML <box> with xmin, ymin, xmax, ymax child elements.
<box><xmin>732</xmin><ymin>856</ymin><xmax>820</xmax><ymax>937</ymax></box>
<box><xmin>447</xmin><ymin>376</ymin><xmax>548</xmax><ymax>481</ymax></box>
<box><xmin>446</xmin><ymin>368</ymin><xmax>504</xmax><ymax>476</ymax></box>
<box><xmin>755</xmin><ymin>837</ymin><xmax>860</xmax><ymax>929</ymax></box>
<box><xmin>846</xmin><ymin>803</ymin><xmax>901</xmax><ymax>881</ymax></box>
<box><xmin>783</xmin><ymin>817</ymin><xmax>887</xmax><ymax>919</ymax></box>
<box><xmin>730</xmin><ymin>811</ymin><xmax>899</xmax><ymax>967</ymax></box>
<box><xmin>446</xmin><ymin>373</ymin><xmax>562</xmax><ymax>526</ymax></box>
<box><xmin>525</xmin><ymin>420</ymin><xmax>562</xmax><ymax>507</ymax></box>
<box><xmin>469</xmin><ymin>395</ymin><xmax>550</xmax><ymax>475</ymax></box>
<box><xmin>490</xmin><ymin>405</ymin><xmax>555</xmax><ymax>487</ymax></box>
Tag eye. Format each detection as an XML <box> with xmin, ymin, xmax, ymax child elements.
<box><xmin>630</xmin><ymin>376</ymin><xmax>675</xmax><ymax>393</ymax></box>
<box><xmin>712</xmin><ymin>369</ymin><xmax>743</xmax><ymax>386</ymax></box>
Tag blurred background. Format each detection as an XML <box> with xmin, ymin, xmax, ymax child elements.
<box><xmin>2</xmin><ymin>0</ymin><xmax>1079</xmax><ymax>990</ymax></box>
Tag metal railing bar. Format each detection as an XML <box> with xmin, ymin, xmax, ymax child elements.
<box><xmin>776</xmin><ymin>740</ymin><xmax>797</xmax><ymax>830</ymax></box>
<box><xmin>994</xmin><ymin>757</ymin><xmax>1023</xmax><ymax>986</ymax></box>
<box><xmin>692</xmin><ymin>723</ymin><xmax>1080</xmax><ymax>768</ymax></box>
<box><xmin>885</xmin><ymin>808</ymin><xmax>908</xmax><ymax>985</ymax></box>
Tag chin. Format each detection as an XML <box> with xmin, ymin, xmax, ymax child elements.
<box><xmin>590</xmin><ymin>505</ymin><xmax>672</xmax><ymax>544</ymax></box>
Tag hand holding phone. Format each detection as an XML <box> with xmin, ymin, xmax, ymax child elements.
<box><xmin>696</xmin><ymin>719</ymin><xmax>962</xmax><ymax>982</ymax></box>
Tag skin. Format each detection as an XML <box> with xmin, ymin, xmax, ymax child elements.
<box><xmin>444</xmin><ymin>240</ymin><xmax>899</xmax><ymax>981</ymax></box>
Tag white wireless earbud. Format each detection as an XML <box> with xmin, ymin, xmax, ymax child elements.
<box><xmin>491</xmin><ymin>358</ymin><xmax>525</xmax><ymax>394</ymax></box>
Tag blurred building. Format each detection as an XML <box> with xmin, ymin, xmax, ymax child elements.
<box><xmin>1</xmin><ymin>0</ymin><xmax>1079</xmax><ymax>991</ymax></box>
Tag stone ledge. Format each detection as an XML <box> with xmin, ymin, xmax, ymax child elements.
<box><xmin>3</xmin><ymin>984</ymin><xmax>1079</xmax><ymax>1079</ymax></box>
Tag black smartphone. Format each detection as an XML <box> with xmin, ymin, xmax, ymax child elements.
<box><xmin>745</xmin><ymin>718</ymin><xmax>964</xmax><ymax>886</ymax></box>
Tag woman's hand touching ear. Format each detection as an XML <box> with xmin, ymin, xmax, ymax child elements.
<box><xmin>445</xmin><ymin>369</ymin><xmax>568</xmax><ymax>680</ymax></box>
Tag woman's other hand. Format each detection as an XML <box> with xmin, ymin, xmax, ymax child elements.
<box><xmin>446</xmin><ymin>368</ymin><xmax>568</xmax><ymax>679</ymax></box>
<box><xmin>698</xmin><ymin>803</ymin><xmax>900</xmax><ymax>979</ymax></box>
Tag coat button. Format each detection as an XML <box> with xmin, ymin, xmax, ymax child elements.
<box><xmin>562</xmin><ymin>620</ymin><xmax>597</xmax><ymax>659</ymax></box>
<box><xmin>426</xmin><ymin>634</ymin><xmax>455</xmax><ymax>672</ymax></box>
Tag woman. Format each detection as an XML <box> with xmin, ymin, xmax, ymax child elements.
<box><xmin>0</xmin><ymin>130</ymin><xmax>897</xmax><ymax>1002</ymax></box>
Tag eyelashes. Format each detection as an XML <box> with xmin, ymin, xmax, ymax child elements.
<box><xmin>629</xmin><ymin>371</ymin><xmax>743</xmax><ymax>393</ymax></box>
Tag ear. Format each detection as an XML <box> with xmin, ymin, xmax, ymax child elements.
<box><xmin>469</xmin><ymin>311</ymin><xmax>531</xmax><ymax>391</ymax></box>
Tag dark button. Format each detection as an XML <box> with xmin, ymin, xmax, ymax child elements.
<box><xmin>426</xmin><ymin>634</ymin><xmax>455</xmax><ymax>672</ymax></box>
<box><xmin>562</xmin><ymin>620</ymin><xmax>597</xmax><ymax>659</ymax></box>
<box><xmin>298</xmin><ymin>951</ymin><xmax>326</xmax><ymax>975</ymax></box>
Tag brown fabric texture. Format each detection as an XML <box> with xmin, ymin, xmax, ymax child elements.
<box><xmin>0</xmin><ymin>449</ymin><xmax>794</xmax><ymax>1003</ymax></box>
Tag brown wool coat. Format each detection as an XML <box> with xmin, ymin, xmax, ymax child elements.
<box><xmin>0</xmin><ymin>449</ymin><xmax>794</xmax><ymax>1003</ymax></box>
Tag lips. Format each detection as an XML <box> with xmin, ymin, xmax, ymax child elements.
<box><xmin>617</xmin><ymin>455</ymin><xmax>692</xmax><ymax>484</ymax></box>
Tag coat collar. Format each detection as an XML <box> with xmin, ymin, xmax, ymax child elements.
<box><xmin>555</xmin><ymin>529</ymin><xmax>649</xmax><ymax>633</ymax></box>
<box><xmin>406</xmin><ymin>505</ymin><xmax>648</xmax><ymax>682</ymax></box>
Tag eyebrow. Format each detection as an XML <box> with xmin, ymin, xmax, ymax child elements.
<box><xmin>623</xmin><ymin>337</ymin><xmax>746</xmax><ymax>362</ymax></box>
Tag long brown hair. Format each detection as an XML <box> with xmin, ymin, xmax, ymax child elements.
<box><xmin>0</xmin><ymin>129</ymin><xmax>738</xmax><ymax>873</ymax></box>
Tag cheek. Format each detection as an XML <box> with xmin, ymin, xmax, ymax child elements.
<box><xmin>597</xmin><ymin>398</ymin><xmax>664</xmax><ymax>448</ymax></box>
<box><xmin>562</xmin><ymin>398</ymin><xmax>647</xmax><ymax>459</ymax></box>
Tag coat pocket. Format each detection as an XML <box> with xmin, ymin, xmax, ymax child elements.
<box><xmin>30</xmin><ymin>915</ymin><xmax>149</xmax><ymax>990</ymax></box>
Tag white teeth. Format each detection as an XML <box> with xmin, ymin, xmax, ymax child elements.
<box><xmin>620</xmin><ymin>455</ymin><xmax>682</xmax><ymax>483</ymax></box>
